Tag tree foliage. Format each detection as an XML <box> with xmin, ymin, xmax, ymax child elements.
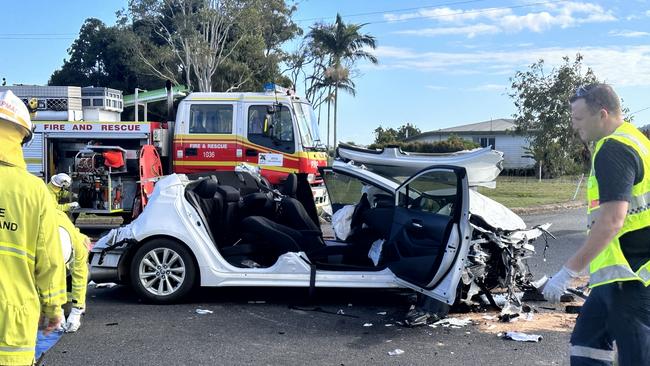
<box><xmin>50</xmin><ymin>0</ymin><xmax>300</xmax><ymax>94</ymax></box>
<box><xmin>372</xmin><ymin>123</ymin><xmax>421</xmax><ymax>145</ymax></box>
<box><xmin>509</xmin><ymin>54</ymin><xmax>597</xmax><ymax>178</ymax></box>
<box><xmin>122</xmin><ymin>0</ymin><xmax>300</xmax><ymax>92</ymax></box>
<box><xmin>368</xmin><ymin>135</ymin><xmax>479</xmax><ymax>153</ymax></box>
<box><xmin>49</xmin><ymin>18</ymin><xmax>156</xmax><ymax>91</ymax></box>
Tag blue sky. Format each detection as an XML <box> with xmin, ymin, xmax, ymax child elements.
<box><xmin>1</xmin><ymin>0</ymin><xmax>649</xmax><ymax>145</ymax></box>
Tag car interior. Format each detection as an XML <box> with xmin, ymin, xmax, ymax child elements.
<box><xmin>183</xmin><ymin>169</ymin><xmax>460</xmax><ymax>282</ymax></box>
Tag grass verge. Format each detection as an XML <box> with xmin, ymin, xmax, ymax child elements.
<box><xmin>477</xmin><ymin>176</ymin><xmax>586</xmax><ymax>208</ymax></box>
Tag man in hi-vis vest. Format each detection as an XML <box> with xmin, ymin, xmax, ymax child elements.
<box><xmin>543</xmin><ymin>84</ymin><xmax>650</xmax><ymax>365</ymax></box>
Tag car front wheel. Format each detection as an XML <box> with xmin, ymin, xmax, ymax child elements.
<box><xmin>130</xmin><ymin>238</ymin><xmax>196</xmax><ymax>303</ymax></box>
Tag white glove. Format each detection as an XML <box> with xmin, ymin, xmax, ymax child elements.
<box><xmin>68</xmin><ymin>202</ymin><xmax>80</xmax><ymax>210</ymax></box>
<box><xmin>543</xmin><ymin>266</ymin><xmax>579</xmax><ymax>303</ymax></box>
<box><xmin>64</xmin><ymin>307</ymin><xmax>84</xmax><ymax>333</ymax></box>
<box><xmin>54</xmin><ymin>313</ymin><xmax>66</xmax><ymax>332</ymax></box>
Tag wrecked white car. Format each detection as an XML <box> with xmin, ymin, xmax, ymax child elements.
<box><xmin>90</xmin><ymin>161</ymin><xmax>550</xmax><ymax>312</ymax></box>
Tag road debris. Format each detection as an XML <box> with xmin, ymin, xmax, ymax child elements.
<box><xmin>94</xmin><ymin>282</ymin><xmax>117</xmax><ymax>289</ymax></box>
<box><xmin>565</xmin><ymin>305</ymin><xmax>582</xmax><ymax>314</ymax></box>
<box><xmin>363</xmin><ymin>323</ymin><xmax>373</xmax><ymax>327</ymax></box>
<box><xmin>377</xmin><ymin>312</ymin><xmax>387</xmax><ymax>315</ymax></box>
<box><xmin>404</xmin><ymin>310</ymin><xmax>433</xmax><ymax>327</ymax></box>
<box><xmin>195</xmin><ymin>309</ymin><xmax>213</xmax><ymax>314</ymax></box>
<box><xmin>503</xmin><ymin>331</ymin><xmax>543</xmax><ymax>342</ymax></box>
<box><xmin>432</xmin><ymin>317</ymin><xmax>473</xmax><ymax>328</ymax></box>
<box><xmin>465</xmin><ymin>311</ymin><xmax>578</xmax><ymax>333</ymax></box>
<box><xmin>289</xmin><ymin>306</ymin><xmax>359</xmax><ymax>318</ymax></box>
<box><xmin>388</xmin><ymin>349</ymin><xmax>404</xmax><ymax>356</ymax></box>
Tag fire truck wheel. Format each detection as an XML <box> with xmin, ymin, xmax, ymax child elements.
<box><xmin>129</xmin><ymin>238</ymin><xmax>196</xmax><ymax>303</ymax></box>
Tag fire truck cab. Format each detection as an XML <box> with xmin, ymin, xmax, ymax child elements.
<box><xmin>8</xmin><ymin>84</ymin><xmax>329</xmax><ymax>227</ymax></box>
<box><xmin>172</xmin><ymin>84</ymin><xmax>329</xmax><ymax>206</ymax></box>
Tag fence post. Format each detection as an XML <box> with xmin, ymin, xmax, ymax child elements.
<box><xmin>572</xmin><ymin>173</ymin><xmax>585</xmax><ymax>201</ymax></box>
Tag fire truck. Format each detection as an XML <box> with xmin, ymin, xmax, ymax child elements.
<box><xmin>8</xmin><ymin>84</ymin><xmax>328</xmax><ymax>227</ymax></box>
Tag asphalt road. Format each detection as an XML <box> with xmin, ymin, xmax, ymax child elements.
<box><xmin>45</xmin><ymin>208</ymin><xmax>587</xmax><ymax>366</ymax></box>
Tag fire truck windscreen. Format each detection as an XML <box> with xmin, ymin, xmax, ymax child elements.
<box><xmin>293</xmin><ymin>102</ymin><xmax>321</xmax><ymax>149</ymax></box>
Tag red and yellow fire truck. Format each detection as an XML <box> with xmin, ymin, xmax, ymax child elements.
<box><xmin>22</xmin><ymin>84</ymin><xmax>329</xmax><ymax>226</ymax></box>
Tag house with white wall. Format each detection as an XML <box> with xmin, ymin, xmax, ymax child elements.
<box><xmin>407</xmin><ymin>118</ymin><xmax>535</xmax><ymax>170</ymax></box>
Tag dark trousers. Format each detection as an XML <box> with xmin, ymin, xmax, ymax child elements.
<box><xmin>570</xmin><ymin>281</ymin><xmax>650</xmax><ymax>365</ymax></box>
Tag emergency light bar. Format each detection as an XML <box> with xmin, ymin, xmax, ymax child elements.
<box><xmin>263</xmin><ymin>83</ymin><xmax>293</xmax><ymax>95</ymax></box>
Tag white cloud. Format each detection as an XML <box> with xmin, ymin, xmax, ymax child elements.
<box><xmin>384</xmin><ymin>7</ymin><xmax>511</xmax><ymax>23</ymax></box>
<box><xmin>372</xmin><ymin>45</ymin><xmax>650</xmax><ymax>87</ymax></box>
<box><xmin>397</xmin><ymin>24</ymin><xmax>500</xmax><ymax>38</ymax></box>
<box><xmin>467</xmin><ymin>84</ymin><xmax>508</xmax><ymax>92</ymax></box>
<box><xmin>609</xmin><ymin>30</ymin><xmax>650</xmax><ymax>37</ymax></box>
<box><xmin>387</xmin><ymin>1</ymin><xmax>616</xmax><ymax>37</ymax></box>
<box><xmin>646</xmin><ymin>10</ymin><xmax>650</xmax><ymax>16</ymax></box>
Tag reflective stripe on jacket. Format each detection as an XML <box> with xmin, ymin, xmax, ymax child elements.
<box><xmin>55</xmin><ymin>210</ymin><xmax>89</xmax><ymax>309</ymax></box>
<box><xmin>0</xmin><ymin>162</ymin><xmax>67</xmax><ymax>365</ymax></box>
<box><xmin>587</xmin><ymin>122</ymin><xmax>650</xmax><ymax>288</ymax></box>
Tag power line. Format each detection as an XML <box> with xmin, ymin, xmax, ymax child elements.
<box><xmin>295</xmin><ymin>0</ymin><xmax>568</xmax><ymax>25</ymax></box>
<box><xmin>0</xmin><ymin>33</ymin><xmax>76</xmax><ymax>40</ymax></box>
<box><xmin>366</xmin><ymin>0</ymin><xmax>570</xmax><ymax>25</ymax></box>
<box><xmin>0</xmin><ymin>37</ymin><xmax>75</xmax><ymax>40</ymax></box>
<box><xmin>629</xmin><ymin>106</ymin><xmax>650</xmax><ymax>116</ymax></box>
<box><xmin>0</xmin><ymin>33</ymin><xmax>77</xmax><ymax>36</ymax></box>
<box><xmin>294</xmin><ymin>0</ymin><xmax>491</xmax><ymax>23</ymax></box>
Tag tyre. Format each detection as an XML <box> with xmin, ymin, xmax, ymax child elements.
<box><xmin>129</xmin><ymin>238</ymin><xmax>196</xmax><ymax>303</ymax></box>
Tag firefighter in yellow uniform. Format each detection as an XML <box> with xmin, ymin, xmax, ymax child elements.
<box><xmin>46</xmin><ymin>173</ymin><xmax>79</xmax><ymax>212</ymax></box>
<box><xmin>54</xmin><ymin>210</ymin><xmax>89</xmax><ymax>333</ymax></box>
<box><xmin>0</xmin><ymin>90</ymin><xmax>67</xmax><ymax>365</ymax></box>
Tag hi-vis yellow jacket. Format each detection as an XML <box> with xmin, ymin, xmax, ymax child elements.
<box><xmin>587</xmin><ymin>122</ymin><xmax>650</xmax><ymax>288</ymax></box>
<box><xmin>0</xmin><ymin>155</ymin><xmax>67</xmax><ymax>365</ymax></box>
<box><xmin>54</xmin><ymin>210</ymin><xmax>89</xmax><ymax>309</ymax></box>
<box><xmin>47</xmin><ymin>182</ymin><xmax>74</xmax><ymax>213</ymax></box>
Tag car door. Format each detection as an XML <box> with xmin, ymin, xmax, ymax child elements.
<box><xmin>384</xmin><ymin>166</ymin><xmax>471</xmax><ymax>305</ymax></box>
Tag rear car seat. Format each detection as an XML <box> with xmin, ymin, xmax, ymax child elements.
<box><xmin>215</xmin><ymin>185</ymin><xmax>240</xmax><ymax>245</ymax></box>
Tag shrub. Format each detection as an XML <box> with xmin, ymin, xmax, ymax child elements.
<box><xmin>367</xmin><ymin>135</ymin><xmax>480</xmax><ymax>153</ymax></box>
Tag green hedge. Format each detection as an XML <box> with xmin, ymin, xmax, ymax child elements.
<box><xmin>368</xmin><ymin>136</ymin><xmax>480</xmax><ymax>153</ymax></box>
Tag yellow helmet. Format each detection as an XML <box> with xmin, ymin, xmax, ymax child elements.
<box><xmin>0</xmin><ymin>90</ymin><xmax>33</xmax><ymax>144</ymax></box>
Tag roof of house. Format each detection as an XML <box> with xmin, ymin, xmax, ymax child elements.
<box><xmin>407</xmin><ymin>118</ymin><xmax>515</xmax><ymax>140</ymax></box>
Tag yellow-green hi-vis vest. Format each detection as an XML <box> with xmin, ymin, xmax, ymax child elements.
<box><xmin>587</xmin><ymin>122</ymin><xmax>650</xmax><ymax>288</ymax></box>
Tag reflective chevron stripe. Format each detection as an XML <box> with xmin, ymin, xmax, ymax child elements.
<box><xmin>570</xmin><ymin>345</ymin><xmax>616</xmax><ymax>362</ymax></box>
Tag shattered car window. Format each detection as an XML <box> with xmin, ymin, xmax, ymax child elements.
<box><xmin>322</xmin><ymin>170</ymin><xmax>366</xmax><ymax>206</ymax></box>
<box><xmin>397</xmin><ymin>170</ymin><xmax>458</xmax><ymax>217</ymax></box>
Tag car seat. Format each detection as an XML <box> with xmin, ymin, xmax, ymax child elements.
<box><xmin>215</xmin><ymin>185</ymin><xmax>240</xmax><ymax>245</ymax></box>
<box><xmin>279</xmin><ymin>173</ymin><xmax>298</xmax><ymax>198</ymax></box>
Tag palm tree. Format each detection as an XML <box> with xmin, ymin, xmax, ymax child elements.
<box><xmin>308</xmin><ymin>13</ymin><xmax>377</xmax><ymax>150</ymax></box>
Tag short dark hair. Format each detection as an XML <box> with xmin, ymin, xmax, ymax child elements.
<box><xmin>570</xmin><ymin>83</ymin><xmax>621</xmax><ymax>116</ymax></box>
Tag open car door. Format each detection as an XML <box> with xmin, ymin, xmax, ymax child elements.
<box><xmin>385</xmin><ymin>166</ymin><xmax>471</xmax><ymax>304</ymax></box>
